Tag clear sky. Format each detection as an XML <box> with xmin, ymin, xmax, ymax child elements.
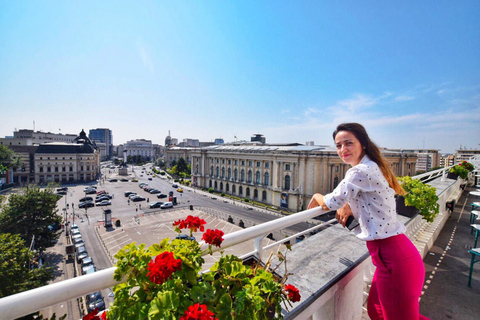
<box><xmin>1</xmin><ymin>1</ymin><xmax>479</xmax><ymax>153</ymax></box>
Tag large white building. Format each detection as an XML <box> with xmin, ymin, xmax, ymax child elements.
<box><xmin>124</xmin><ymin>139</ymin><xmax>154</xmax><ymax>159</ymax></box>
<box><xmin>0</xmin><ymin>129</ymin><xmax>77</xmax><ymax>147</ymax></box>
<box><xmin>166</xmin><ymin>144</ymin><xmax>417</xmax><ymax>212</ymax></box>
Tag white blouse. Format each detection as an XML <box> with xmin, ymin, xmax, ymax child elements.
<box><xmin>323</xmin><ymin>155</ymin><xmax>406</xmax><ymax>241</ymax></box>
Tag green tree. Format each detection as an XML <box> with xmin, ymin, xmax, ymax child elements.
<box><xmin>0</xmin><ymin>186</ymin><xmax>62</xmax><ymax>252</ymax></box>
<box><xmin>0</xmin><ymin>145</ymin><xmax>22</xmax><ymax>174</ymax></box>
<box><xmin>177</xmin><ymin>157</ymin><xmax>188</xmax><ymax>174</ymax></box>
<box><xmin>0</xmin><ymin>233</ymin><xmax>55</xmax><ymax>298</ymax></box>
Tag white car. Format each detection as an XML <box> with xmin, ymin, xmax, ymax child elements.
<box><xmin>160</xmin><ymin>202</ymin><xmax>173</xmax><ymax>209</ymax></box>
<box><xmin>96</xmin><ymin>200</ymin><xmax>111</xmax><ymax>206</ymax></box>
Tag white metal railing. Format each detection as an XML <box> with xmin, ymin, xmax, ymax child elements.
<box><xmin>0</xmin><ymin>206</ymin><xmax>329</xmax><ymax>320</ymax></box>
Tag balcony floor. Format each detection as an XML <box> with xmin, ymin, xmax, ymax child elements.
<box><xmin>418</xmin><ymin>186</ymin><xmax>480</xmax><ymax>319</ymax></box>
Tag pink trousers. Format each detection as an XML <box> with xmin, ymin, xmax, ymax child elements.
<box><xmin>366</xmin><ymin>234</ymin><xmax>429</xmax><ymax>320</ymax></box>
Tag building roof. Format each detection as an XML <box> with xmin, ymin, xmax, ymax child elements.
<box><xmin>36</xmin><ymin>143</ymin><xmax>96</xmax><ymax>154</ymax></box>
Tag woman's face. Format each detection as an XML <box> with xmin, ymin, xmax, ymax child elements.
<box><xmin>334</xmin><ymin>130</ymin><xmax>365</xmax><ymax>166</ymax></box>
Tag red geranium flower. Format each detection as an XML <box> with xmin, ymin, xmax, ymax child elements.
<box><xmin>284</xmin><ymin>284</ymin><xmax>301</xmax><ymax>302</ymax></box>
<box><xmin>147</xmin><ymin>251</ymin><xmax>182</xmax><ymax>284</ymax></box>
<box><xmin>174</xmin><ymin>215</ymin><xmax>207</xmax><ymax>233</ymax></box>
<box><xmin>83</xmin><ymin>309</ymin><xmax>107</xmax><ymax>320</ymax></box>
<box><xmin>179</xmin><ymin>303</ymin><xmax>218</xmax><ymax>320</ymax></box>
<box><xmin>202</xmin><ymin>229</ymin><xmax>224</xmax><ymax>247</ymax></box>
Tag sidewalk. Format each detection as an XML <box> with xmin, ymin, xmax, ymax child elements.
<box><xmin>419</xmin><ymin>186</ymin><xmax>480</xmax><ymax>319</ymax></box>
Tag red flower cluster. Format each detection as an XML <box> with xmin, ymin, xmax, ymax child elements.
<box><xmin>202</xmin><ymin>229</ymin><xmax>224</xmax><ymax>247</ymax></box>
<box><xmin>284</xmin><ymin>284</ymin><xmax>301</xmax><ymax>302</ymax></box>
<box><xmin>147</xmin><ymin>251</ymin><xmax>182</xmax><ymax>284</ymax></box>
<box><xmin>460</xmin><ymin>161</ymin><xmax>474</xmax><ymax>171</ymax></box>
<box><xmin>82</xmin><ymin>308</ymin><xmax>107</xmax><ymax>320</ymax></box>
<box><xmin>174</xmin><ymin>215</ymin><xmax>207</xmax><ymax>233</ymax></box>
<box><xmin>179</xmin><ymin>303</ymin><xmax>218</xmax><ymax>320</ymax></box>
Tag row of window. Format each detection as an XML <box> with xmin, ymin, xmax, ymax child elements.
<box><xmin>38</xmin><ymin>165</ymin><xmax>93</xmax><ymax>172</ymax></box>
<box><xmin>205</xmin><ymin>158</ymin><xmax>272</xmax><ymax>169</ymax></box>
<box><xmin>205</xmin><ymin>167</ymin><xmax>271</xmax><ymax>185</ymax></box>
<box><xmin>38</xmin><ymin>157</ymin><xmax>93</xmax><ymax>160</ymax></box>
<box><xmin>208</xmin><ymin>181</ymin><xmax>268</xmax><ymax>201</ymax></box>
<box><xmin>205</xmin><ymin>172</ymin><xmax>292</xmax><ymax>190</ymax></box>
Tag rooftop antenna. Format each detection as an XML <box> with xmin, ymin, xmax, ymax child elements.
<box><xmin>33</xmin><ymin>121</ymin><xmax>35</xmax><ymax>131</ymax></box>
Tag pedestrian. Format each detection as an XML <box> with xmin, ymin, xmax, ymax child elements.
<box><xmin>307</xmin><ymin>123</ymin><xmax>428</xmax><ymax>320</ymax></box>
<box><xmin>128</xmin><ymin>199</ymin><xmax>130</xmax><ymax>205</ymax></box>
<box><xmin>136</xmin><ymin>207</ymin><xmax>138</xmax><ymax>212</ymax></box>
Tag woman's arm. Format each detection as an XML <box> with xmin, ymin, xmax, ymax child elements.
<box><xmin>336</xmin><ymin>202</ymin><xmax>353</xmax><ymax>228</ymax></box>
<box><xmin>307</xmin><ymin>193</ymin><xmax>330</xmax><ymax>210</ymax></box>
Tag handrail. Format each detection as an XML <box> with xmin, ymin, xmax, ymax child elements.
<box><xmin>0</xmin><ymin>206</ymin><xmax>327</xmax><ymax>320</ymax></box>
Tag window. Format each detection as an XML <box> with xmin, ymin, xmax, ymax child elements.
<box><xmin>264</xmin><ymin>172</ymin><xmax>269</xmax><ymax>186</ymax></box>
<box><xmin>256</xmin><ymin>162</ymin><xmax>261</xmax><ymax>167</ymax></box>
<box><xmin>256</xmin><ymin>171</ymin><xmax>260</xmax><ymax>184</ymax></box>
<box><xmin>39</xmin><ymin>167</ymin><xmax>44</xmax><ymax>172</ymax></box>
<box><xmin>241</xmin><ymin>160</ymin><xmax>245</xmax><ymax>166</ymax></box>
<box><xmin>228</xmin><ymin>168</ymin><xmax>231</xmax><ymax>179</ymax></box>
<box><xmin>211</xmin><ymin>166</ymin><xmax>214</xmax><ymax>177</ymax></box>
<box><xmin>248</xmin><ymin>161</ymin><xmax>252</xmax><ymax>167</ymax></box>
<box><xmin>247</xmin><ymin>170</ymin><xmax>252</xmax><ymax>183</ymax></box>
<box><xmin>262</xmin><ymin>191</ymin><xmax>267</xmax><ymax>201</ymax></box>
<box><xmin>241</xmin><ymin>169</ymin><xmax>245</xmax><ymax>182</ymax></box>
<box><xmin>55</xmin><ymin>167</ymin><xmax>59</xmax><ymax>172</ymax></box>
<box><xmin>334</xmin><ymin>177</ymin><xmax>339</xmax><ymax>188</ymax></box>
<box><xmin>265</xmin><ymin>162</ymin><xmax>269</xmax><ymax>168</ymax></box>
<box><xmin>335</xmin><ymin>166</ymin><xmax>339</xmax><ymax>173</ymax></box>
<box><xmin>228</xmin><ymin>159</ymin><xmax>231</xmax><ymax>165</ymax></box>
<box><xmin>246</xmin><ymin>188</ymin><xmax>250</xmax><ymax>197</ymax></box>
<box><xmin>239</xmin><ymin>186</ymin><xmax>243</xmax><ymax>195</ymax></box>
<box><xmin>234</xmin><ymin>169</ymin><xmax>238</xmax><ymax>180</ymax></box>
<box><xmin>226</xmin><ymin>184</ymin><xmax>229</xmax><ymax>192</ymax></box>
<box><xmin>62</xmin><ymin>167</ymin><xmax>66</xmax><ymax>172</ymax></box>
<box><xmin>221</xmin><ymin>167</ymin><xmax>225</xmax><ymax>178</ymax></box>
<box><xmin>254</xmin><ymin>189</ymin><xmax>258</xmax><ymax>198</ymax></box>
<box><xmin>235</xmin><ymin>160</ymin><xmax>238</xmax><ymax>165</ymax></box>
<box><xmin>222</xmin><ymin>159</ymin><xmax>225</xmax><ymax>164</ymax></box>
<box><xmin>232</xmin><ymin>185</ymin><xmax>236</xmax><ymax>194</ymax></box>
<box><xmin>216</xmin><ymin>166</ymin><xmax>219</xmax><ymax>177</ymax></box>
<box><xmin>285</xmin><ymin>164</ymin><xmax>291</xmax><ymax>171</ymax></box>
<box><xmin>47</xmin><ymin>167</ymin><xmax>51</xmax><ymax>172</ymax></box>
<box><xmin>284</xmin><ymin>175</ymin><xmax>291</xmax><ymax>190</ymax></box>
<box><xmin>70</xmin><ymin>166</ymin><xmax>73</xmax><ymax>172</ymax></box>
<box><xmin>195</xmin><ymin>165</ymin><xmax>199</xmax><ymax>174</ymax></box>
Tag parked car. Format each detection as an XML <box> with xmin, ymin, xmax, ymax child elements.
<box><xmin>84</xmin><ymin>186</ymin><xmax>97</xmax><ymax>191</ymax></box>
<box><xmin>77</xmin><ymin>251</ymin><xmax>88</xmax><ymax>263</ymax></box>
<box><xmin>79</xmin><ymin>196</ymin><xmax>93</xmax><ymax>202</ymax></box>
<box><xmin>176</xmin><ymin>234</ymin><xmax>196</xmax><ymax>241</ymax></box>
<box><xmin>108</xmin><ymin>179</ymin><xmax>118</xmax><ymax>182</ymax></box>
<box><xmin>71</xmin><ymin>234</ymin><xmax>82</xmax><ymax>242</ymax></box>
<box><xmin>86</xmin><ymin>291</ymin><xmax>105</xmax><ymax>313</ymax></box>
<box><xmin>149</xmin><ymin>201</ymin><xmax>164</xmax><ymax>209</ymax></box>
<box><xmin>96</xmin><ymin>200</ymin><xmax>111</xmax><ymax>206</ymax></box>
<box><xmin>157</xmin><ymin>193</ymin><xmax>167</xmax><ymax>199</ymax></box>
<box><xmin>131</xmin><ymin>195</ymin><xmax>146</xmax><ymax>202</ymax></box>
<box><xmin>57</xmin><ymin>187</ymin><xmax>68</xmax><ymax>192</ymax></box>
<box><xmin>124</xmin><ymin>191</ymin><xmax>135</xmax><ymax>197</ymax></box>
<box><xmin>71</xmin><ymin>228</ymin><xmax>81</xmax><ymax>236</ymax></box>
<box><xmin>172</xmin><ymin>184</ymin><xmax>178</xmax><ymax>188</ymax></box>
<box><xmin>160</xmin><ymin>202</ymin><xmax>173</xmax><ymax>209</ymax></box>
<box><xmin>48</xmin><ymin>223</ymin><xmax>61</xmax><ymax>231</ymax></box>
<box><xmin>169</xmin><ymin>191</ymin><xmax>174</xmax><ymax>196</ymax></box>
<box><xmin>70</xmin><ymin>224</ymin><xmax>79</xmax><ymax>231</ymax></box>
<box><xmin>96</xmin><ymin>190</ymin><xmax>107</xmax><ymax>195</ymax></box>
<box><xmin>139</xmin><ymin>183</ymin><xmax>148</xmax><ymax>188</ymax></box>
<box><xmin>81</xmin><ymin>257</ymin><xmax>95</xmax><ymax>273</ymax></box>
<box><xmin>55</xmin><ymin>190</ymin><xmax>67</xmax><ymax>195</ymax></box>
<box><xmin>129</xmin><ymin>193</ymin><xmax>138</xmax><ymax>199</ymax></box>
<box><xmin>83</xmin><ymin>265</ymin><xmax>95</xmax><ymax>275</ymax></box>
<box><xmin>95</xmin><ymin>195</ymin><xmax>110</xmax><ymax>202</ymax></box>
<box><xmin>148</xmin><ymin>177</ymin><xmax>152</xmax><ymax>180</ymax></box>
<box><xmin>149</xmin><ymin>189</ymin><xmax>161</xmax><ymax>194</ymax></box>
<box><xmin>120</xmin><ymin>178</ymin><xmax>129</xmax><ymax>182</ymax></box>
<box><xmin>79</xmin><ymin>201</ymin><xmax>95</xmax><ymax>209</ymax></box>
<box><xmin>84</xmin><ymin>188</ymin><xmax>97</xmax><ymax>194</ymax></box>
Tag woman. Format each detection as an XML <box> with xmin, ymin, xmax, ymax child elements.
<box><xmin>308</xmin><ymin>123</ymin><xmax>428</xmax><ymax>320</ymax></box>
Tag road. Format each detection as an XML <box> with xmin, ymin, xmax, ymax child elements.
<box><xmin>41</xmin><ymin>163</ymin><xmax>314</xmax><ymax>319</ymax></box>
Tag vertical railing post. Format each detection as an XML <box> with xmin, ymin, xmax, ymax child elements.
<box><xmin>254</xmin><ymin>235</ymin><xmax>264</xmax><ymax>262</ymax></box>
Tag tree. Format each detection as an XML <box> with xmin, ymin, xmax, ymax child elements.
<box><xmin>0</xmin><ymin>233</ymin><xmax>54</xmax><ymax>298</ymax></box>
<box><xmin>0</xmin><ymin>186</ymin><xmax>62</xmax><ymax>253</ymax></box>
<box><xmin>176</xmin><ymin>157</ymin><xmax>188</xmax><ymax>174</ymax></box>
<box><xmin>0</xmin><ymin>145</ymin><xmax>22</xmax><ymax>174</ymax></box>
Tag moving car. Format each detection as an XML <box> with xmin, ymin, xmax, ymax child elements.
<box><xmin>177</xmin><ymin>188</ymin><xmax>183</xmax><ymax>193</ymax></box>
<box><xmin>160</xmin><ymin>202</ymin><xmax>173</xmax><ymax>209</ymax></box>
<box><xmin>139</xmin><ymin>183</ymin><xmax>148</xmax><ymax>188</ymax></box>
<box><xmin>96</xmin><ymin>200</ymin><xmax>111</xmax><ymax>206</ymax></box>
<box><xmin>108</xmin><ymin>179</ymin><xmax>118</xmax><ymax>182</ymax></box>
<box><xmin>148</xmin><ymin>201</ymin><xmax>164</xmax><ymax>209</ymax></box>
<box><xmin>148</xmin><ymin>177</ymin><xmax>152</xmax><ymax>180</ymax></box>
<box><xmin>57</xmin><ymin>187</ymin><xmax>68</xmax><ymax>192</ymax></box>
<box><xmin>172</xmin><ymin>184</ymin><xmax>178</xmax><ymax>188</ymax></box>
<box><xmin>86</xmin><ymin>291</ymin><xmax>105</xmax><ymax>313</ymax></box>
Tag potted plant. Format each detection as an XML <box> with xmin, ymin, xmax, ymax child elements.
<box><xmin>448</xmin><ymin>164</ymin><xmax>469</xmax><ymax>180</ymax></box>
<box><xmin>86</xmin><ymin>215</ymin><xmax>300</xmax><ymax>320</ymax></box>
<box><xmin>397</xmin><ymin>177</ymin><xmax>440</xmax><ymax>222</ymax></box>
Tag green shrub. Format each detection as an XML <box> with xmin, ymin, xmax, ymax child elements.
<box><xmin>450</xmin><ymin>164</ymin><xmax>469</xmax><ymax>179</ymax></box>
<box><xmin>244</xmin><ymin>198</ymin><xmax>249</xmax><ymax>202</ymax></box>
<box><xmin>208</xmin><ymin>188</ymin><xmax>214</xmax><ymax>193</ymax></box>
<box><xmin>221</xmin><ymin>193</ymin><xmax>225</xmax><ymax>197</ymax></box>
<box><xmin>399</xmin><ymin>176</ymin><xmax>439</xmax><ymax>222</ymax></box>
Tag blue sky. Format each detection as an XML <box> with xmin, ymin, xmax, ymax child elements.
<box><xmin>1</xmin><ymin>1</ymin><xmax>479</xmax><ymax>153</ymax></box>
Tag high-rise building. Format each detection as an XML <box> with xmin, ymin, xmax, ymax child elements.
<box><xmin>89</xmin><ymin>128</ymin><xmax>113</xmax><ymax>160</ymax></box>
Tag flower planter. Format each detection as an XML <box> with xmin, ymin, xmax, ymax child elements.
<box><xmin>447</xmin><ymin>172</ymin><xmax>459</xmax><ymax>180</ymax></box>
<box><xmin>396</xmin><ymin>195</ymin><xmax>419</xmax><ymax>218</ymax></box>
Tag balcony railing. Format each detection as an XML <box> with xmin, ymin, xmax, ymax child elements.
<box><xmin>0</xmin><ymin>157</ymin><xmax>477</xmax><ymax>320</ymax></box>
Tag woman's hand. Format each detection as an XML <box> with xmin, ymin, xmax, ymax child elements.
<box><xmin>307</xmin><ymin>193</ymin><xmax>330</xmax><ymax>210</ymax></box>
<box><xmin>336</xmin><ymin>202</ymin><xmax>353</xmax><ymax>227</ymax></box>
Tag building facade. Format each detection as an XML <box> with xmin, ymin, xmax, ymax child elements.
<box><xmin>34</xmin><ymin>130</ymin><xmax>100</xmax><ymax>184</ymax></box>
<box><xmin>389</xmin><ymin>149</ymin><xmax>440</xmax><ymax>173</ymax></box>
<box><xmin>455</xmin><ymin>149</ymin><xmax>480</xmax><ymax>163</ymax></box>
<box><xmin>89</xmin><ymin>128</ymin><xmax>113</xmax><ymax>160</ymax></box>
<box><xmin>124</xmin><ymin>139</ymin><xmax>154</xmax><ymax>160</ymax></box>
<box><xmin>0</xmin><ymin>129</ymin><xmax>77</xmax><ymax>146</ymax></box>
<box><xmin>186</xmin><ymin>145</ymin><xmax>417</xmax><ymax>212</ymax></box>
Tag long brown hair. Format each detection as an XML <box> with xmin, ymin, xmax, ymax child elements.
<box><xmin>333</xmin><ymin>123</ymin><xmax>405</xmax><ymax>195</ymax></box>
